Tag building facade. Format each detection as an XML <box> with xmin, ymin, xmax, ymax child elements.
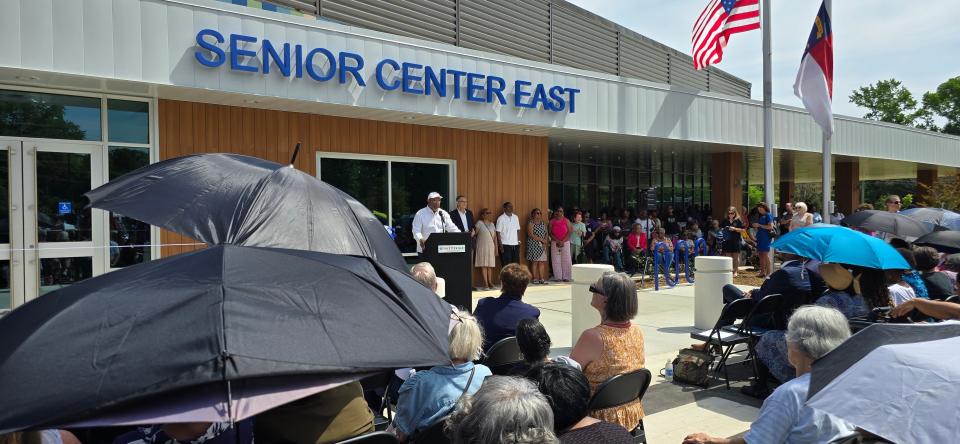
<box><xmin>0</xmin><ymin>0</ymin><xmax>957</xmax><ymax>307</ymax></box>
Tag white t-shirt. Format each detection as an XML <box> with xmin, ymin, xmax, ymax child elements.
<box><xmin>888</xmin><ymin>283</ymin><xmax>916</xmax><ymax>306</ymax></box>
<box><xmin>457</xmin><ymin>210</ymin><xmax>469</xmax><ymax>231</ymax></box>
<box><xmin>496</xmin><ymin>213</ymin><xmax>521</xmax><ymax>246</ymax></box>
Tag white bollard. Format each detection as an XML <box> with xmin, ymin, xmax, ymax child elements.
<box><xmin>571</xmin><ymin>264</ymin><xmax>614</xmax><ymax>346</ymax></box>
<box><xmin>693</xmin><ymin>256</ymin><xmax>733</xmax><ymax>330</ymax></box>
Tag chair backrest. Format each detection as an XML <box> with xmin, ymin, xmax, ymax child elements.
<box><xmin>410</xmin><ymin>416</ymin><xmax>451</xmax><ymax>444</ymax></box>
<box><xmin>587</xmin><ymin>368</ymin><xmax>652</xmax><ymax>411</ymax></box>
<box><xmin>335</xmin><ymin>431</ymin><xmax>400</xmax><ymax>444</ymax></box>
<box><xmin>709</xmin><ymin>297</ymin><xmax>755</xmax><ymax>341</ymax></box>
<box><xmin>741</xmin><ymin>293</ymin><xmax>784</xmax><ymax>332</ymax></box>
<box><xmin>946</xmin><ymin>295</ymin><xmax>959</xmax><ymax>304</ymax></box>
<box><xmin>482</xmin><ymin>336</ymin><xmax>523</xmax><ymax>374</ymax></box>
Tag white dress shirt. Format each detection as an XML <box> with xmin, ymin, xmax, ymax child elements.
<box><xmin>457</xmin><ymin>210</ymin><xmax>469</xmax><ymax>232</ymax></box>
<box><xmin>496</xmin><ymin>213</ymin><xmax>521</xmax><ymax>246</ymax></box>
<box><xmin>412</xmin><ymin>206</ymin><xmax>461</xmax><ymax>253</ymax></box>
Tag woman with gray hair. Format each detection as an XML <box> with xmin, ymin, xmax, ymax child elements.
<box><xmin>392</xmin><ymin>308</ymin><xmax>492</xmax><ymax>443</ymax></box>
<box><xmin>569</xmin><ymin>271</ymin><xmax>645</xmax><ymax>432</ymax></box>
<box><xmin>445</xmin><ymin>376</ymin><xmax>559</xmax><ymax>444</ymax></box>
<box><xmin>683</xmin><ymin>306</ymin><xmax>856</xmax><ymax>444</ymax></box>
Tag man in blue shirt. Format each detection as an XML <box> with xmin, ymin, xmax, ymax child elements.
<box><xmin>474</xmin><ymin>263</ymin><xmax>541</xmax><ymax>351</ymax></box>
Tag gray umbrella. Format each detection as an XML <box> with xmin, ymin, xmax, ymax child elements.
<box><xmin>841</xmin><ymin>210</ymin><xmax>940</xmax><ymax>239</ymax></box>
<box><xmin>85</xmin><ymin>153</ymin><xmax>406</xmax><ymax>270</ymax></box>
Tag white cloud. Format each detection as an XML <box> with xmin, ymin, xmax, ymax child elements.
<box><xmin>565</xmin><ymin>0</ymin><xmax>960</xmax><ymax>117</ymax></box>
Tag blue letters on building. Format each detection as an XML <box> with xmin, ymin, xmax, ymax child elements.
<box><xmin>194</xmin><ymin>29</ymin><xmax>579</xmax><ymax>113</ymax></box>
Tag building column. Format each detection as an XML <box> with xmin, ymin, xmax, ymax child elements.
<box><xmin>916</xmin><ymin>166</ymin><xmax>939</xmax><ymax>205</ymax></box>
<box><xmin>711</xmin><ymin>151</ymin><xmax>744</xmax><ymax>219</ymax></box>
<box><xmin>835</xmin><ymin>159</ymin><xmax>860</xmax><ymax>215</ymax></box>
<box><xmin>779</xmin><ymin>152</ymin><xmax>795</xmax><ymax>207</ymax></box>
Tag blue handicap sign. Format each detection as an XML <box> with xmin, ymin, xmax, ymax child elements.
<box><xmin>57</xmin><ymin>201</ymin><xmax>73</xmax><ymax>215</ymax></box>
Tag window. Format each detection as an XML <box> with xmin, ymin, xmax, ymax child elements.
<box><xmin>108</xmin><ymin>147</ymin><xmax>152</xmax><ymax>267</ymax></box>
<box><xmin>318</xmin><ymin>154</ymin><xmax>455</xmax><ymax>256</ymax></box>
<box><xmin>0</xmin><ymin>90</ymin><xmax>102</xmax><ymax>140</ymax></box>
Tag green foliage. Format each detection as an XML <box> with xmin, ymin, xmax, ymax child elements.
<box><xmin>849</xmin><ymin>78</ymin><xmax>934</xmax><ymax>128</ymax></box>
<box><xmin>922</xmin><ymin>76</ymin><xmax>960</xmax><ymax>136</ymax></box>
<box><xmin>0</xmin><ymin>101</ymin><xmax>86</xmax><ymax>139</ymax></box>
<box><xmin>747</xmin><ymin>185</ymin><xmax>764</xmax><ymax>208</ymax></box>
<box><xmin>919</xmin><ymin>175</ymin><xmax>960</xmax><ymax>211</ymax></box>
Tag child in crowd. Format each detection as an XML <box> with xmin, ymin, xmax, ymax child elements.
<box><xmin>604</xmin><ymin>226</ymin><xmax>625</xmax><ymax>271</ymax></box>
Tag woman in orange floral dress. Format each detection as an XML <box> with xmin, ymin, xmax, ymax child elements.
<box><xmin>570</xmin><ymin>271</ymin><xmax>646</xmax><ymax>432</ymax></box>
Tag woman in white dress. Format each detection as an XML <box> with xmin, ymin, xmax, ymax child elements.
<box><xmin>474</xmin><ymin>208</ymin><xmax>497</xmax><ymax>290</ymax></box>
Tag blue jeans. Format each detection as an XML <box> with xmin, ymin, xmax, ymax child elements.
<box><xmin>604</xmin><ymin>246</ymin><xmax>624</xmax><ymax>271</ymax></box>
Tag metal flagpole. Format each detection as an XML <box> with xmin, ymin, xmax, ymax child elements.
<box><xmin>762</xmin><ymin>0</ymin><xmax>775</xmax><ymax>266</ymax></box>
<box><xmin>821</xmin><ymin>0</ymin><xmax>833</xmax><ymax>224</ymax></box>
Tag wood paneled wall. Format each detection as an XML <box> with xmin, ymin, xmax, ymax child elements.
<box><xmin>158</xmin><ymin>100</ymin><xmax>548</xmax><ymax>281</ymax></box>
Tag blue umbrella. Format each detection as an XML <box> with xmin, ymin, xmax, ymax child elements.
<box><xmin>772</xmin><ymin>224</ymin><xmax>910</xmax><ymax>269</ymax></box>
<box><xmin>902</xmin><ymin>207</ymin><xmax>960</xmax><ymax>231</ymax></box>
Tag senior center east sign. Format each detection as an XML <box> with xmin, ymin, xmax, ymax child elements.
<box><xmin>194</xmin><ymin>29</ymin><xmax>580</xmax><ymax>113</ymax></box>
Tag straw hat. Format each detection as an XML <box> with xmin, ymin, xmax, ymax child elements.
<box><xmin>820</xmin><ymin>263</ymin><xmax>855</xmax><ymax>292</ymax></box>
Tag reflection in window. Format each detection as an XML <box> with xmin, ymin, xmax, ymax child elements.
<box><xmin>0</xmin><ymin>152</ymin><xmax>8</xmax><ymax>244</ymax></box>
<box><xmin>391</xmin><ymin>162</ymin><xmax>449</xmax><ymax>255</ymax></box>
<box><xmin>0</xmin><ymin>260</ymin><xmax>8</xmax><ymax>309</ymax></box>
<box><xmin>0</xmin><ymin>90</ymin><xmax>101</xmax><ymax>140</ymax></box>
<box><xmin>37</xmin><ymin>152</ymin><xmax>92</xmax><ymax>242</ymax></box>
<box><xmin>108</xmin><ymin>100</ymin><xmax>150</xmax><ymax>144</ymax></box>
<box><xmin>320</xmin><ymin>158</ymin><xmax>389</xmax><ymax>224</ymax></box>
<box><xmin>109</xmin><ymin>147</ymin><xmax>152</xmax><ymax>267</ymax></box>
<box><xmin>40</xmin><ymin>257</ymin><xmax>92</xmax><ymax>295</ymax></box>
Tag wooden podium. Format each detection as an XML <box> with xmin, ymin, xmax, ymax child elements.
<box><xmin>423</xmin><ymin>232</ymin><xmax>473</xmax><ymax>312</ymax></box>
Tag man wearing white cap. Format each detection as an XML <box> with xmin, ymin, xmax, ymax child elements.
<box><xmin>412</xmin><ymin>191</ymin><xmax>461</xmax><ymax>259</ymax></box>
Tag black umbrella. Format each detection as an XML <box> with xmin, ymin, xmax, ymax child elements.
<box><xmin>85</xmin><ymin>153</ymin><xmax>406</xmax><ymax>270</ymax></box>
<box><xmin>841</xmin><ymin>210</ymin><xmax>940</xmax><ymax>239</ymax></box>
<box><xmin>913</xmin><ymin>230</ymin><xmax>960</xmax><ymax>254</ymax></box>
<box><xmin>0</xmin><ymin>245</ymin><xmax>451</xmax><ymax>433</ymax></box>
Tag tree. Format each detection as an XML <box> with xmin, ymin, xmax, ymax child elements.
<box><xmin>849</xmin><ymin>79</ymin><xmax>934</xmax><ymax>128</ymax></box>
<box><xmin>919</xmin><ymin>175</ymin><xmax>960</xmax><ymax>211</ymax></box>
<box><xmin>922</xmin><ymin>76</ymin><xmax>960</xmax><ymax>136</ymax></box>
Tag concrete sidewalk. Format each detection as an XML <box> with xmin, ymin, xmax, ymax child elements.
<box><xmin>471</xmin><ymin>281</ymin><xmax>763</xmax><ymax>444</ymax></box>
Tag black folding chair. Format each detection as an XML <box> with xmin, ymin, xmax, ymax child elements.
<box><xmin>482</xmin><ymin>336</ymin><xmax>523</xmax><ymax>375</ymax></box>
<box><xmin>336</xmin><ymin>431</ymin><xmax>400</xmax><ymax>444</ymax></box>
<box><xmin>723</xmin><ymin>293</ymin><xmax>784</xmax><ymax>382</ymax></box>
<box><xmin>946</xmin><ymin>295</ymin><xmax>959</xmax><ymax>304</ymax></box>
<box><xmin>689</xmin><ymin>297</ymin><xmax>756</xmax><ymax>389</ymax></box>
<box><xmin>588</xmin><ymin>368</ymin><xmax>652</xmax><ymax>443</ymax></box>
<box><xmin>409</xmin><ymin>416</ymin><xmax>451</xmax><ymax>444</ymax></box>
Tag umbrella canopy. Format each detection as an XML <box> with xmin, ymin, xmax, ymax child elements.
<box><xmin>841</xmin><ymin>210</ymin><xmax>940</xmax><ymax>240</ymax></box>
<box><xmin>913</xmin><ymin>230</ymin><xmax>960</xmax><ymax>254</ymax></box>
<box><xmin>85</xmin><ymin>153</ymin><xmax>406</xmax><ymax>270</ymax></box>
<box><xmin>771</xmin><ymin>224</ymin><xmax>910</xmax><ymax>269</ymax></box>
<box><xmin>945</xmin><ymin>253</ymin><xmax>960</xmax><ymax>266</ymax></box>
<box><xmin>901</xmin><ymin>207</ymin><xmax>960</xmax><ymax>230</ymax></box>
<box><xmin>0</xmin><ymin>245</ymin><xmax>451</xmax><ymax>433</ymax></box>
<box><xmin>806</xmin><ymin>322</ymin><xmax>960</xmax><ymax>443</ymax></box>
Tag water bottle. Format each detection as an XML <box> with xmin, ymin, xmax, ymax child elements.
<box><xmin>664</xmin><ymin>360</ymin><xmax>674</xmax><ymax>382</ymax></box>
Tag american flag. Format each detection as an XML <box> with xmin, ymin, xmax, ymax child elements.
<box><xmin>692</xmin><ymin>0</ymin><xmax>761</xmax><ymax>70</ymax></box>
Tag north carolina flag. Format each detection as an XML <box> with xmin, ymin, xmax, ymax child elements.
<box><xmin>794</xmin><ymin>1</ymin><xmax>834</xmax><ymax>135</ymax></box>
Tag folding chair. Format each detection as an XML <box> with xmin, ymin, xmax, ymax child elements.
<box><xmin>409</xmin><ymin>416</ymin><xmax>451</xmax><ymax>444</ymax></box>
<box><xmin>946</xmin><ymin>295</ymin><xmax>959</xmax><ymax>304</ymax></box>
<box><xmin>336</xmin><ymin>431</ymin><xmax>400</xmax><ymax>444</ymax></box>
<box><xmin>482</xmin><ymin>336</ymin><xmax>523</xmax><ymax>375</ymax></box>
<box><xmin>689</xmin><ymin>297</ymin><xmax>756</xmax><ymax>389</ymax></box>
<box><xmin>724</xmin><ymin>293</ymin><xmax>784</xmax><ymax>382</ymax></box>
<box><xmin>588</xmin><ymin>369</ymin><xmax>653</xmax><ymax>444</ymax></box>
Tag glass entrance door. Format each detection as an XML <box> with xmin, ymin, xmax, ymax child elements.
<box><xmin>22</xmin><ymin>141</ymin><xmax>105</xmax><ymax>299</ymax></box>
<box><xmin>0</xmin><ymin>140</ymin><xmax>25</xmax><ymax>310</ymax></box>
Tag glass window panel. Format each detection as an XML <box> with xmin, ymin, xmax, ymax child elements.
<box><xmin>549</xmin><ymin>183</ymin><xmax>563</xmax><ymax>210</ymax></box>
<box><xmin>625</xmin><ymin>169</ymin><xmax>638</xmax><ymax>187</ymax></box>
<box><xmin>108</xmin><ymin>100</ymin><xmax>150</xmax><ymax>144</ymax></box>
<box><xmin>0</xmin><ymin>260</ymin><xmax>8</xmax><ymax>310</ymax></box>
<box><xmin>562</xmin><ymin>163</ymin><xmax>578</xmax><ymax>183</ymax></box>
<box><xmin>581</xmin><ymin>148</ymin><xmax>598</xmax><ymax>165</ymax></box>
<box><xmin>563</xmin><ymin>146</ymin><xmax>579</xmax><ymax>162</ymax></box>
<box><xmin>611</xmin><ymin>186</ymin><xmax>625</xmax><ymax>210</ymax></box>
<box><xmin>0</xmin><ymin>90</ymin><xmax>101</xmax><ymax>140</ymax></box>
<box><xmin>597</xmin><ymin>148</ymin><xmax>610</xmax><ymax>166</ymax></box>
<box><xmin>549</xmin><ymin>144</ymin><xmax>562</xmax><ymax>160</ymax></box>
<box><xmin>108</xmin><ymin>147</ymin><xmax>152</xmax><ymax>267</ymax></box>
<box><xmin>598</xmin><ymin>186</ymin><xmax>610</xmax><ymax>212</ymax></box>
<box><xmin>638</xmin><ymin>172</ymin><xmax>651</xmax><ymax>189</ymax></box>
<box><xmin>625</xmin><ymin>149</ymin><xmax>639</xmax><ymax>170</ymax></box>
<box><xmin>562</xmin><ymin>184</ymin><xmax>579</xmax><ymax>208</ymax></box>
<box><xmin>580</xmin><ymin>165</ymin><xmax>596</xmax><ymax>184</ymax></box>
<box><xmin>37</xmin><ymin>152</ymin><xmax>92</xmax><ymax>242</ymax></box>
<box><xmin>0</xmin><ymin>152</ymin><xmax>7</xmax><ymax>244</ymax></box>
<box><xmin>598</xmin><ymin>167</ymin><xmax>610</xmax><ymax>185</ymax></box>
<box><xmin>549</xmin><ymin>161</ymin><xmax>562</xmax><ymax>182</ymax></box>
<box><xmin>40</xmin><ymin>257</ymin><xmax>92</xmax><ymax>295</ymax></box>
<box><xmin>580</xmin><ymin>185</ymin><xmax>596</xmax><ymax>212</ymax></box>
<box><xmin>626</xmin><ymin>187</ymin><xmax>638</xmax><ymax>210</ymax></box>
<box><xmin>391</xmin><ymin>162</ymin><xmax>450</xmax><ymax>255</ymax></box>
<box><xmin>320</xmin><ymin>158</ymin><xmax>389</xmax><ymax>225</ymax></box>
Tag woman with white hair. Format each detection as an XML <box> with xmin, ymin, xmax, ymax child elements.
<box><xmin>683</xmin><ymin>306</ymin><xmax>856</xmax><ymax>444</ymax></box>
<box><xmin>392</xmin><ymin>309</ymin><xmax>491</xmax><ymax>443</ymax></box>
<box><xmin>445</xmin><ymin>376</ymin><xmax>559</xmax><ymax>444</ymax></box>
<box><xmin>789</xmin><ymin>202</ymin><xmax>814</xmax><ymax>231</ymax></box>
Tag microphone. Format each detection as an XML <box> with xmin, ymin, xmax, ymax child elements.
<box><xmin>439</xmin><ymin>209</ymin><xmax>448</xmax><ymax>233</ymax></box>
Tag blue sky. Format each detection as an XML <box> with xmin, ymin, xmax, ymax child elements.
<box><xmin>566</xmin><ymin>0</ymin><xmax>960</xmax><ymax>118</ymax></box>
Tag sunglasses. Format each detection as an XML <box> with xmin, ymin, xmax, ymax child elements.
<box><xmin>589</xmin><ymin>284</ymin><xmax>605</xmax><ymax>295</ymax></box>
<box><xmin>889</xmin><ymin>201</ymin><xmax>901</xmax><ymax>205</ymax></box>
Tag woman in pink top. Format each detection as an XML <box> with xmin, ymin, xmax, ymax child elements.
<box><xmin>550</xmin><ymin>206</ymin><xmax>574</xmax><ymax>282</ymax></box>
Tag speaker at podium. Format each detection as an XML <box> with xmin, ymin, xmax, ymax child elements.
<box><xmin>422</xmin><ymin>232</ymin><xmax>473</xmax><ymax>312</ymax></box>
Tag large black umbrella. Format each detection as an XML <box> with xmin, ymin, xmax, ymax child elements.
<box><xmin>841</xmin><ymin>210</ymin><xmax>940</xmax><ymax>239</ymax></box>
<box><xmin>0</xmin><ymin>245</ymin><xmax>451</xmax><ymax>433</ymax></box>
<box><xmin>913</xmin><ymin>230</ymin><xmax>960</xmax><ymax>254</ymax></box>
<box><xmin>85</xmin><ymin>153</ymin><xmax>406</xmax><ymax>270</ymax></box>
<box><xmin>902</xmin><ymin>207</ymin><xmax>960</xmax><ymax>230</ymax></box>
<box><xmin>806</xmin><ymin>322</ymin><xmax>960</xmax><ymax>443</ymax></box>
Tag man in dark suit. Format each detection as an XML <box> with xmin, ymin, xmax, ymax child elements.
<box><xmin>450</xmin><ymin>195</ymin><xmax>475</xmax><ymax>236</ymax></box>
<box><xmin>722</xmin><ymin>253</ymin><xmax>818</xmax><ymax>305</ymax></box>
<box><xmin>474</xmin><ymin>263</ymin><xmax>540</xmax><ymax>352</ymax></box>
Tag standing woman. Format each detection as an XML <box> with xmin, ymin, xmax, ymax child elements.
<box><xmin>550</xmin><ymin>207</ymin><xmax>574</xmax><ymax>282</ymax></box>
<box><xmin>571</xmin><ymin>211</ymin><xmax>587</xmax><ymax>265</ymax></box>
<box><xmin>790</xmin><ymin>202</ymin><xmax>814</xmax><ymax>231</ymax></box>
<box><xmin>474</xmin><ymin>208</ymin><xmax>498</xmax><ymax>290</ymax></box>
<box><xmin>753</xmin><ymin>203</ymin><xmax>775</xmax><ymax>277</ymax></box>
<box><xmin>720</xmin><ymin>206</ymin><xmax>746</xmax><ymax>277</ymax></box>
<box><xmin>527</xmin><ymin>208</ymin><xmax>550</xmax><ymax>284</ymax></box>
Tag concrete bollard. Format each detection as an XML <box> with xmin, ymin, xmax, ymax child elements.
<box><xmin>693</xmin><ymin>256</ymin><xmax>732</xmax><ymax>330</ymax></box>
<box><xmin>571</xmin><ymin>263</ymin><xmax>614</xmax><ymax>345</ymax></box>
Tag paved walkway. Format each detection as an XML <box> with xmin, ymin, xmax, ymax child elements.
<box><xmin>471</xmin><ymin>281</ymin><xmax>762</xmax><ymax>444</ymax></box>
